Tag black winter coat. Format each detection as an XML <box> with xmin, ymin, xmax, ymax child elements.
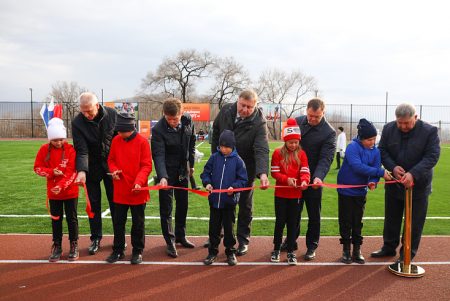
<box><xmin>295</xmin><ymin>115</ymin><xmax>336</xmax><ymax>181</ymax></box>
<box><xmin>151</xmin><ymin>113</ymin><xmax>196</xmax><ymax>181</ymax></box>
<box><xmin>72</xmin><ymin>105</ymin><xmax>117</xmax><ymax>182</ymax></box>
<box><xmin>379</xmin><ymin>119</ymin><xmax>440</xmax><ymax>196</ymax></box>
<box><xmin>212</xmin><ymin>102</ymin><xmax>269</xmax><ymax>182</ymax></box>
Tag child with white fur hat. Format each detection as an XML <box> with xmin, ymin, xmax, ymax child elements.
<box><xmin>34</xmin><ymin>118</ymin><xmax>80</xmax><ymax>262</ymax></box>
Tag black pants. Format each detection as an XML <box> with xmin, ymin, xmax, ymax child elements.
<box><xmin>300</xmin><ymin>188</ymin><xmax>322</xmax><ymax>250</ymax></box>
<box><xmin>208</xmin><ymin>206</ymin><xmax>236</xmax><ymax>256</ymax></box>
<box><xmin>237</xmin><ymin>179</ymin><xmax>254</xmax><ymax>245</ymax></box>
<box><xmin>336</xmin><ymin>152</ymin><xmax>342</xmax><ymax>169</ymax></box>
<box><xmin>112</xmin><ymin>203</ymin><xmax>146</xmax><ymax>254</ymax></box>
<box><xmin>86</xmin><ymin>175</ymin><xmax>114</xmax><ymax>241</ymax></box>
<box><xmin>382</xmin><ymin>187</ymin><xmax>429</xmax><ymax>259</ymax></box>
<box><xmin>49</xmin><ymin>198</ymin><xmax>78</xmax><ymax>244</ymax></box>
<box><xmin>338</xmin><ymin>193</ymin><xmax>366</xmax><ymax>245</ymax></box>
<box><xmin>159</xmin><ymin>177</ymin><xmax>189</xmax><ymax>245</ymax></box>
<box><xmin>274</xmin><ymin>197</ymin><xmax>302</xmax><ymax>252</ymax></box>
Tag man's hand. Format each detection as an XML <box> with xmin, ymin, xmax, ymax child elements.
<box><xmin>205</xmin><ymin>184</ymin><xmax>213</xmax><ymax>192</ymax></box>
<box><xmin>368</xmin><ymin>182</ymin><xmax>376</xmax><ymax>191</ymax></box>
<box><xmin>260</xmin><ymin>173</ymin><xmax>269</xmax><ymax>190</ymax></box>
<box><xmin>75</xmin><ymin>171</ymin><xmax>86</xmax><ymax>184</ymax></box>
<box><xmin>227</xmin><ymin>187</ymin><xmax>234</xmax><ymax>196</ymax></box>
<box><xmin>311</xmin><ymin>177</ymin><xmax>322</xmax><ymax>189</ymax></box>
<box><xmin>159</xmin><ymin>178</ymin><xmax>168</xmax><ymax>189</ymax></box>
<box><xmin>51</xmin><ymin>186</ymin><xmax>61</xmax><ymax>195</ymax></box>
<box><xmin>111</xmin><ymin>170</ymin><xmax>122</xmax><ymax>180</ymax></box>
<box><xmin>400</xmin><ymin>172</ymin><xmax>414</xmax><ymax>188</ymax></box>
<box><xmin>393</xmin><ymin>166</ymin><xmax>405</xmax><ymax>180</ymax></box>
<box><xmin>383</xmin><ymin>170</ymin><xmax>393</xmax><ymax>181</ymax></box>
<box><xmin>287</xmin><ymin>178</ymin><xmax>297</xmax><ymax>187</ymax></box>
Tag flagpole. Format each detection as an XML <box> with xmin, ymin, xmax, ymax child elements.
<box><xmin>30</xmin><ymin>88</ymin><xmax>34</xmax><ymax>138</ymax></box>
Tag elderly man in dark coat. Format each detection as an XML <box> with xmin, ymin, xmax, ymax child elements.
<box><xmin>72</xmin><ymin>92</ymin><xmax>117</xmax><ymax>255</ymax></box>
<box><xmin>371</xmin><ymin>103</ymin><xmax>440</xmax><ymax>261</ymax></box>
<box><xmin>208</xmin><ymin>89</ymin><xmax>270</xmax><ymax>256</ymax></box>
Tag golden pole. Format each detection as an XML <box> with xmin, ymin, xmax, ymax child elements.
<box><xmin>388</xmin><ymin>187</ymin><xmax>425</xmax><ymax>277</ymax></box>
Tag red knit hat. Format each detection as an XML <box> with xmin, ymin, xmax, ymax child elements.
<box><xmin>283</xmin><ymin>118</ymin><xmax>301</xmax><ymax>141</ymax></box>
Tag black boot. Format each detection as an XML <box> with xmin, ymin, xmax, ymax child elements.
<box><xmin>49</xmin><ymin>243</ymin><xmax>62</xmax><ymax>262</ymax></box>
<box><xmin>68</xmin><ymin>240</ymin><xmax>79</xmax><ymax>261</ymax></box>
<box><xmin>352</xmin><ymin>244</ymin><xmax>365</xmax><ymax>264</ymax></box>
<box><xmin>341</xmin><ymin>242</ymin><xmax>352</xmax><ymax>264</ymax></box>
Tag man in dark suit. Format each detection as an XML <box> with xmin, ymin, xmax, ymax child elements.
<box><xmin>371</xmin><ymin>103</ymin><xmax>440</xmax><ymax>261</ymax></box>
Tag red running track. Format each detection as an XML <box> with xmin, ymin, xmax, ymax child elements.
<box><xmin>1</xmin><ymin>234</ymin><xmax>449</xmax><ymax>300</ymax></box>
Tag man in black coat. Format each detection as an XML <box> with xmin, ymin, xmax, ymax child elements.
<box><xmin>288</xmin><ymin>98</ymin><xmax>336</xmax><ymax>260</ymax></box>
<box><xmin>72</xmin><ymin>92</ymin><xmax>117</xmax><ymax>255</ymax></box>
<box><xmin>210</xmin><ymin>89</ymin><xmax>270</xmax><ymax>256</ymax></box>
<box><xmin>151</xmin><ymin>98</ymin><xmax>196</xmax><ymax>258</ymax></box>
<box><xmin>371</xmin><ymin>103</ymin><xmax>440</xmax><ymax>261</ymax></box>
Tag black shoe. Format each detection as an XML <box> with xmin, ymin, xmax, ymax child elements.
<box><xmin>370</xmin><ymin>248</ymin><xmax>396</xmax><ymax>258</ymax></box>
<box><xmin>271</xmin><ymin>250</ymin><xmax>281</xmax><ymax>263</ymax></box>
<box><xmin>304</xmin><ymin>249</ymin><xmax>316</xmax><ymax>261</ymax></box>
<box><xmin>203</xmin><ymin>254</ymin><xmax>217</xmax><ymax>265</ymax></box>
<box><xmin>287</xmin><ymin>252</ymin><xmax>298</xmax><ymax>266</ymax></box>
<box><xmin>175</xmin><ymin>237</ymin><xmax>195</xmax><ymax>248</ymax></box>
<box><xmin>130</xmin><ymin>253</ymin><xmax>143</xmax><ymax>265</ymax></box>
<box><xmin>352</xmin><ymin>245</ymin><xmax>365</xmax><ymax>264</ymax></box>
<box><xmin>106</xmin><ymin>251</ymin><xmax>125</xmax><ymax>263</ymax></box>
<box><xmin>68</xmin><ymin>241</ymin><xmax>79</xmax><ymax>261</ymax></box>
<box><xmin>203</xmin><ymin>238</ymin><xmax>210</xmax><ymax>248</ymax></box>
<box><xmin>280</xmin><ymin>239</ymin><xmax>288</xmax><ymax>252</ymax></box>
<box><xmin>236</xmin><ymin>244</ymin><xmax>248</xmax><ymax>256</ymax></box>
<box><xmin>88</xmin><ymin>239</ymin><xmax>100</xmax><ymax>255</ymax></box>
<box><xmin>49</xmin><ymin>243</ymin><xmax>62</xmax><ymax>262</ymax></box>
<box><xmin>166</xmin><ymin>243</ymin><xmax>178</xmax><ymax>258</ymax></box>
<box><xmin>227</xmin><ymin>253</ymin><xmax>237</xmax><ymax>266</ymax></box>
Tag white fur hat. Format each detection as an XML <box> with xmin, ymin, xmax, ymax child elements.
<box><xmin>47</xmin><ymin>118</ymin><xmax>67</xmax><ymax>140</ymax></box>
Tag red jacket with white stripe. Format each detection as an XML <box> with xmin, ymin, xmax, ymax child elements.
<box><xmin>271</xmin><ymin>147</ymin><xmax>310</xmax><ymax>199</ymax></box>
<box><xmin>108</xmin><ymin>133</ymin><xmax>152</xmax><ymax>205</ymax></box>
<box><xmin>34</xmin><ymin>142</ymin><xmax>79</xmax><ymax>200</ymax></box>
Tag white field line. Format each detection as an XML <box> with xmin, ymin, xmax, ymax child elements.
<box><xmin>0</xmin><ymin>259</ymin><xmax>449</xmax><ymax>266</ymax></box>
<box><xmin>1</xmin><ymin>215</ymin><xmax>450</xmax><ymax>220</ymax></box>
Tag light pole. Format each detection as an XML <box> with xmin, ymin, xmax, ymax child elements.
<box><xmin>30</xmin><ymin>88</ymin><xmax>34</xmax><ymax>138</ymax></box>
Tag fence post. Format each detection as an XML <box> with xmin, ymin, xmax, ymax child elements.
<box><xmin>349</xmin><ymin>104</ymin><xmax>353</xmax><ymax>139</ymax></box>
<box><xmin>419</xmin><ymin>105</ymin><xmax>423</xmax><ymax>119</ymax></box>
<box><xmin>30</xmin><ymin>88</ymin><xmax>34</xmax><ymax>138</ymax></box>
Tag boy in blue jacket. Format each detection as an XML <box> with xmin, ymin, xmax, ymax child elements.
<box><xmin>201</xmin><ymin>130</ymin><xmax>248</xmax><ymax>266</ymax></box>
<box><xmin>337</xmin><ymin>119</ymin><xmax>392</xmax><ymax>264</ymax></box>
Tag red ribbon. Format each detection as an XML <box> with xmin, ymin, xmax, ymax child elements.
<box><xmin>81</xmin><ymin>182</ymin><xmax>95</xmax><ymax>218</ymax></box>
<box><xmin>133</xmin><ymin>180</ymin><xmax>402</xmax><ymax>196</ymax></box>
<box><xmin>46</xmin><ymin>197</ymin><xmax>60</xmax><ymax>220</ymax></box>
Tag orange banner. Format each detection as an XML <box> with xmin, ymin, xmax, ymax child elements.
<box><xmin>181</xmin><ymin>103</ymin><xmax>210</xmax><ymax>121</ymax></box>
<box><xmin>139</xmin><ymin>120</ymin><xmax>151</xmax><ymax>138</ymax></box>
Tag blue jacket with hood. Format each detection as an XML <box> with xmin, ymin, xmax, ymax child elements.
<box><xmin>200</xmin><ymin>148</ymin><xmax>248</xmax><ymax>208</ymax></box>
<box><xmin>337</xmin><ymin>138</ymin><xmax>385</xmax><ymax>196</ymax></box>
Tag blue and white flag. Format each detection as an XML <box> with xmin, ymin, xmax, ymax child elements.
<box><xmin>39</xmin><ymin>98</ymin><xmax>55</xmax><ymax>129</ymax></box>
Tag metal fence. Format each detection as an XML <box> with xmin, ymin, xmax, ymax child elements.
<box><xmin>1</xmin><ymin>101</ymin><xmax>449</xmax><ymax>142</ymax></box>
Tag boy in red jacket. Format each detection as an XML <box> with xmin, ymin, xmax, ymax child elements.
<box><xmin>270</xmin><ymin>118</ymin><xmax>310</xmax><ymax>265</ymax></box>
<box><xmin>34</xmin><ymin>118</ymin><xmax>79</xmax><ymax>262</ymax></box>
<box><xmin>106</xmin><ymin>113</ymin><xmax>152</xmax><ymax>264</ymax></box>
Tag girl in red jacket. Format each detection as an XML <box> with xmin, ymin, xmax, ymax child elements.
<box><xmin>34</xmin><ymin>118</ymin><xmax>79</xmax><ymax>262</ymax></box>
<box><xmin>270</xmin><ymin>118</ymin><xmax>310</xmax><ymax>265</ymax></box>
<box><xmin>106</xmin><ymin>113</ymin><xmax>152</xmax><ymax>265</ymax></box>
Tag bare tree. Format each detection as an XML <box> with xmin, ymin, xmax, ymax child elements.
<box><xmin>257</xmin><ymin>69</ymin><xmax>317</xmax><ymax>138</ymax></box>
<box><xmin>210</xmin><ymin>57</ymin><xmax>250</xmax><ymax>108</ymax></box>
<box><xmin>49</xmin><ymin>81</ymin><xmax>87</xmax><ymax>124</ymax></box>
<box><xmin>141</xmin><ymin>49</ymin><xmax>215</xmax><ymax>102</ymax></box>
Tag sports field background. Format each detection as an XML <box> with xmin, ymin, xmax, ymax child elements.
<box><xmin>0</xmin><ymin>140</ymin><xmax>449</xmax><ymax>236</ymax></box>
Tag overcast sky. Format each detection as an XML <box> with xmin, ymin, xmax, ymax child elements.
<box><xmin>1</xmin><ymin>0</ymin><xmax>449</xmax><ymax>106</ymax></box>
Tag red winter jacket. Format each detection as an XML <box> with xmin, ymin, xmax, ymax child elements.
<box><xmin>271</xmin><ymin>147</ymin><xmax>310</xmax><ymax>199</ymax></box>
<box><xmin>34</xmin><ymin>142</ymin><xmax>79</xmax><ymax>200</ymax></box>
<box><xmin>108</xmin><ymin>133</ymin><xmax>152</xmax><ymax>205</ymax></box>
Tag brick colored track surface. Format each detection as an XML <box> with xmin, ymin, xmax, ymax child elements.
<box><xmin>1</xmin><ymin>235</ymin><xmax>449</xmax><ymax>300</ymax></box>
